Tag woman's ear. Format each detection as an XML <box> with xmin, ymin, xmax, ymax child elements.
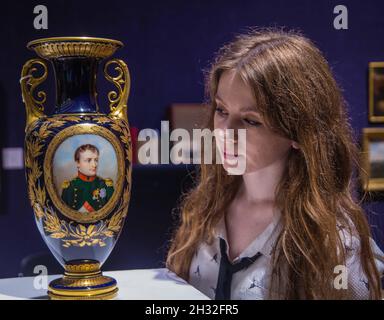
<box><xmin>291</xmin><ymin>141</ymin><xmax>300</xmax><ymax>150</ymax></box>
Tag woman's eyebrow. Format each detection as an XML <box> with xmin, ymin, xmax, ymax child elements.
<box><xmin>214</xmin><ymin>95</ymin><xmax>226</xmax><ymax>105</ymax></box>
<box><xmin>215</xmin><ymin>96</ymin><xmax>259</xmax><ymax>113</ymax></box>
<box><xmin>241</xmin><ymin>106</ymin><xmax>259</xmax><ymax>113</ymax></box>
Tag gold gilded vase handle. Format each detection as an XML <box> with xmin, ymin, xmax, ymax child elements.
<box><xmin>103</xmin><ymin>59</ymin><xmax>131</xmax><ymax>122</ymax></box>
<box><xmin>20</xmin><ymin>58</ymin><xmax>47</xmax><ymax>132</ymax></box>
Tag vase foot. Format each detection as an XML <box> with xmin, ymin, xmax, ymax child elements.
<box><xmin>47</xmin><ymin>259</ymin><xmax>118</xmax><ymax>300</ymax></box>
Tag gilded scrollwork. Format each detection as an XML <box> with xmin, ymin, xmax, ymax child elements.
<box><xmin>25</xmin><ymin>115</ymin><xmax>132</xmax><ymax>248</ymax></box>
<box><xmin>104</xmin><ymin>59</ymin><xmax>131</xmax><ymax>122</ymax></box>
<box><xmin>20</xmin><ymin>59</ymin><xmax>48</xmax><ymax>132</ymax></box>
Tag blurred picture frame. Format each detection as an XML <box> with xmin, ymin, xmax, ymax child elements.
<box><xmin>361</xmin><ymin>128</ymin><xmax>384</xmax><ymax>191</ymax></box>
<box><xmin>369</xmin><ymin>62</ymin><xmax>384</xmax><ymax>123</ymax></box>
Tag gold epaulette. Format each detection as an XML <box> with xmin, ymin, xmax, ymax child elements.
<box><xmin>62</xmin><ymin>180</ymin><xmax>70</xmax><ymax>189</ymax></box>
<box><xmin>105</xmin><ymin>178</ymin><xmax>113</xmax><ymax>187</ymax></box>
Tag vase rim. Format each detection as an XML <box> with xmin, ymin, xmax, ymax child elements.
<box><xmin>27</xmin><ymin>36</ymin><xmax>124</xmax><ymax>60</ymax></box>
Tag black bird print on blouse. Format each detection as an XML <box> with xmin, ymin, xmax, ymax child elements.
<box><xmin>211</xmin><ymin>253</ymin><xmax>218</xmax><ymax>263</ymax></box>
<box><xmin>345</xmin><ymin>245</ymin><xmax>353</xmax><ymax>253</ymax></box>
<box><xmin>215</xmin><ymin>238</ymin><xmax>262</xmax><ymax>300</ymax></box>
<box><xmin>361</xmin><ymin>278</ymin><xmax>369</xmax><ymax>290</ymax></box>
<box><xmin>194</xmin><ymin>265</ymin><xmax>201</xmax><ymax>277</ymax></box>
<box><xmin>249</xmin><ymin>278</ymin><xmax>258</xmax><ymax>290</ymax></box>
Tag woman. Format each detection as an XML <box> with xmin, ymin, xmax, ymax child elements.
<box><xmin>166</xmin><ymin>28</ymin><xmax>384</xmax><ymax>299</ymax></box>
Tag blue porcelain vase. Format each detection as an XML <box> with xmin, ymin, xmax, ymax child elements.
<box><xmin>20</xmin><ymin>37</ymin><xmax>132</xmax><ymax>299</ymax></box>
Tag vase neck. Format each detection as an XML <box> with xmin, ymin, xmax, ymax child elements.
<box><xmin>52</xmin><ymin>57</ymin><xmax>100</xmax><ymax>114</ymax></box>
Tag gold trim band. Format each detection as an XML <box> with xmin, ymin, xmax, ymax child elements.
<box><xmin>27</xmin><ymin>37</ymin><xmax>124</xmax><ymax>60</ymax></box>
<box><xmin>64</xmin><ymin>271</ymin><xmax>102</xmax><ymax>278</ymax></box>
<box><xmin>28</xmin><ymin>37</ymin><xmax>123</xmax><ymax>48</ymax></box>
<box><xmin>48</xmin><ymin>287</ymin><xmax>118</xmax><ymax>299</ymax></box>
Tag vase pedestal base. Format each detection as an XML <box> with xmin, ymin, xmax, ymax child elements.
<box><xmin>47</xmin><ymin>259</ymin><xmax>118</xmax><ymax>300</ymax></box>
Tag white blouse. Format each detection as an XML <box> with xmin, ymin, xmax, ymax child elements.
<box><xmin>188</xmin><ymin>212</ymin><xmax>384</xmax><ymax>300</ymax></box>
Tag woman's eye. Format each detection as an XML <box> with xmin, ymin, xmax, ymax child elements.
<box><xmin>244</xmin><ymin>118</ymin><xmax>261</xmax><ymax>127</ymax></box>
<box><xmin>215</xmin><ymin>107</ymin><xmax>228</xmax><ymax>116</ymax></box>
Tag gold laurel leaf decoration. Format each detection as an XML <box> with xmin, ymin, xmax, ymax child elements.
<box><xmin>95</xmin><ymin>117</ymin><xmax>111</xmax><ymax>125</ymax></box>
<box><xmin>60</xmin><ymin>116</ymin><xmax>82</xmax><ymax>122</ymax></box>
<box><xmin>26</xmin><ymin>116</ymin><xmax>131</xmax><ymax>247</ymax></box>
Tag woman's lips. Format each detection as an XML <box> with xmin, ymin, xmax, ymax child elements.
<box><xmin>224</xmin><ymin>151</ymin><xmax>238</xmax><ymax>159</ymax></box>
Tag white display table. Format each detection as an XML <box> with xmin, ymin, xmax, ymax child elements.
<box><xmin>0</xmin><ymin>268</ymin><xmax>209</xmax><ymax>300</ymax></box>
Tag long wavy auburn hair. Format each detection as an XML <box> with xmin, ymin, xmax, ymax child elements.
<box><xmin>166</xmin><ymin>27</ymin><xmax>382</xmax><ymax>299</ymax></box>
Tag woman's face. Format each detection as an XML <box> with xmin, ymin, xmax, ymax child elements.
<box><xmin>213</xmin><ymin>69</ymin><xmax>295</xmax><ymax>174</ymax></box>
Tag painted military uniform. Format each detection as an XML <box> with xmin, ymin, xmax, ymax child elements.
<box><xmin>61</xmin><ymin>172</ymin><xmax>114</xmax><ymax>212</ymax></box>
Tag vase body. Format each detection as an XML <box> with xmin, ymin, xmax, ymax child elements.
<box><xmin>20</xmin><ymin>37</ymin><xmax>132</xmax><ymax>299</ymax></box>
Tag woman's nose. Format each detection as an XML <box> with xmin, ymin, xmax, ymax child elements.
<box><xmin>224</xmin><ymin>118</ymin><xmax>240</xmax><ymax>142</ymax></box>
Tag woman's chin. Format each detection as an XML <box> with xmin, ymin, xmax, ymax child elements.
<box><xmin>222</xmin><ymin>157</ymin><xmax>246</xmax><ymax>175</ymax></box>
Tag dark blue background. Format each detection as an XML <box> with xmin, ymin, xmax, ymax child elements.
<box><xmin>0</xmin><ymin>0</ymin><xmax>383</xmax><ymax>278</ymax></box>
